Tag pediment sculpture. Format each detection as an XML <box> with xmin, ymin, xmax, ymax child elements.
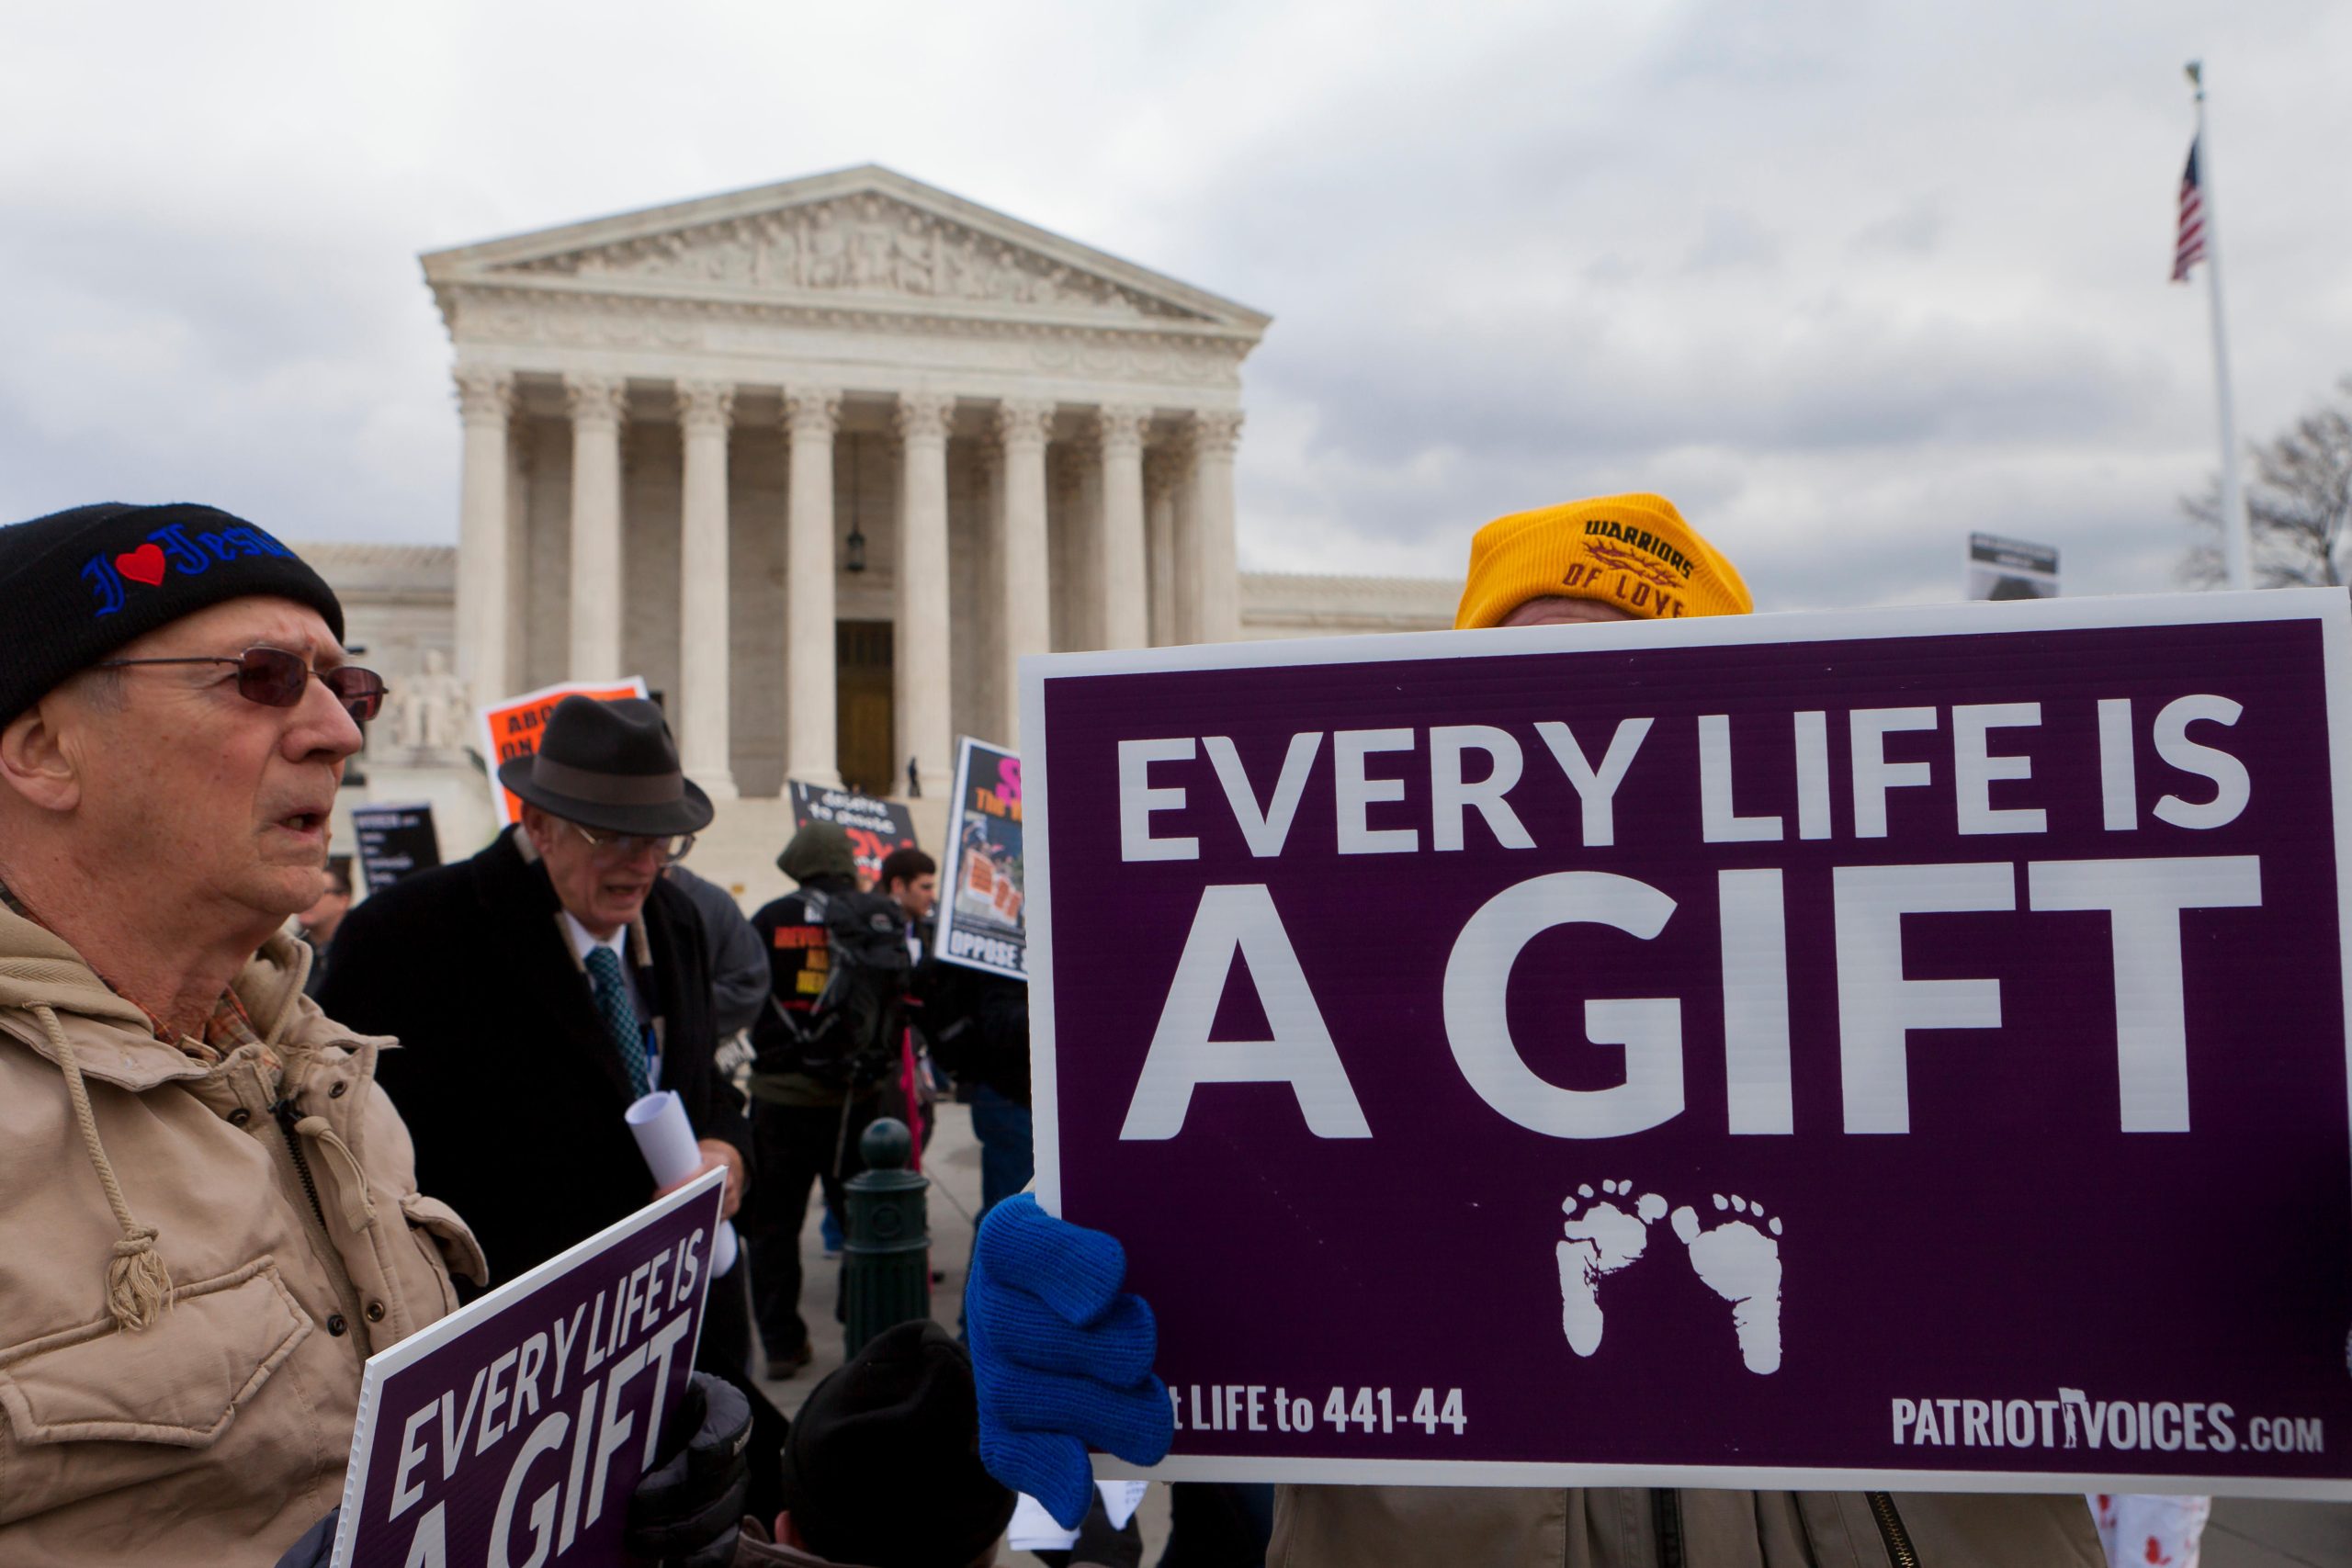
<box><xmin>495</xmin><ymin>193</ymin><xmax>1202</xmax><ymax>321</ymax></box>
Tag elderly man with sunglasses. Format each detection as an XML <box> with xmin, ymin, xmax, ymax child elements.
<box><xmin>0</xmin><ymin>502</ymin><xmax>473</xmax><ymax>1564</ymax></box>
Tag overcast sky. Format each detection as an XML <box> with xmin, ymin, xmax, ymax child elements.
<box><xmin>5</xmin><ymin>1</ymin><xmax>2347</xmax><ymax>611</ymax></box>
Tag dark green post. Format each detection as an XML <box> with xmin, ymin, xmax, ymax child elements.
<box><xmin>842</xmin><ymin>1117</ymin><xmax>930</xmax><ymax>1356</ymax></box>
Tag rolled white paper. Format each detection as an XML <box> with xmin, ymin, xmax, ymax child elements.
<box><xmin>627</xmin><ymin>1090</ymin><xmax>740</xmax><ymax>1274</ymax></box>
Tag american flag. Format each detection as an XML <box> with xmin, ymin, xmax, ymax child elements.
<box><xmin>2171</xmin><ymin>137</ymin><xmax>2207</xmax><ymax>282</ymax></box>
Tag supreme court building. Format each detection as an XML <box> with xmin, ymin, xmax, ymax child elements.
<box><xmin>424</xmin><ymin>164</ymin><xmax>1295</xmax><ymax>803</ymax></box>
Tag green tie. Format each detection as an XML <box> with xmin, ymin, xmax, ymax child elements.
<box><xmin>583</xmin><ymin>943</ymin><xmax>650</xmax><ymax>1098</ymax></box>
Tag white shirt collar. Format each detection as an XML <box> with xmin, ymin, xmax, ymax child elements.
<box><xmin>560</xmin><ymin>908</ymin><xmax>629</xmax><ymax>969</ymax></box>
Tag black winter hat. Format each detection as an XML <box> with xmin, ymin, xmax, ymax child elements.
<box><xmin>777</xmin><ymin>1321</ymin><xmax>1014</xmax><ymax>1568</ymax></box>
<box><xmin>0</xmin><ymin>502</ymin><xmax>346</xmax><ymax>727</ymax></box>
<box><xmin>776</xmin><ymin>819</ymin><xmax>858</xmax><ymax>885</ymax></box>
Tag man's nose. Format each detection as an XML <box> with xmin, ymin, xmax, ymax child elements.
<box><xmin>288</xmin><ymin>674</ymin><xmax>365</xmax><ymax>762</ymax></box>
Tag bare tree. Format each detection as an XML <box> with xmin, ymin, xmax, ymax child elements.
<box><xmin>2180</xmin><ymin>376</ymin><xmax>2352</xmax><ymax>589</ymax></box>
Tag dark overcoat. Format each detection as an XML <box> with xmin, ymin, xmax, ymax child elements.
<box><xmin>320</xmin><ymin>824</ymin><xmax>752</xmax><ymax>1288</ymax></box>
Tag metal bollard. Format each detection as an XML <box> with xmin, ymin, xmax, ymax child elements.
<box><xmin>842</xmin><ymin>1117</ymin><xmax>930</xmax><ymax>1356</ymax></box>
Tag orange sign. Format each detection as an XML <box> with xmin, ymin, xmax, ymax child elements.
<box><xmin>473</xmin><ymin>677</ymin><xmax>650</xmax><ymax>826</ymax></box>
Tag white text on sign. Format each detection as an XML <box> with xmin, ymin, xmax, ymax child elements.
<box><xmin>1113</xmin><ymin>699</ymin><xmax>2261</xmax><ymax>1142</ymax></box>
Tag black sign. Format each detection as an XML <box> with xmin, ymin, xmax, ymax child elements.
<box><xmin>1966</xmin><ymin>532</ymin><xmax>2061</xmax><ymax>601</ymax></box>
<box><xmin>351</xmin><ymin>802</ymin><xmax>441</xmax><ymax>894</ymax></box>
<box><xmin>786</xmin><ymin>781</ymin><xmax>919</xmax><ymax>882</ymax></box>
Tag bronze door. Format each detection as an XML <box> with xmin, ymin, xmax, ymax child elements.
<box><xmin>836</xmin><ymin>619</ymin><xmax>895</xmax><ymax>797</ymax></box>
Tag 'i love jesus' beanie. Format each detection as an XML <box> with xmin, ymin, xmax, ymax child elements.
<box><xmin>0</xmin><ymin>502</ymin><xmax>345</xmax><ymax>726</ymax></box>
<box><xmin>1454</xmin><ymin>492</ymin><xmax>1752</xmax><ymax>629</ymax></box>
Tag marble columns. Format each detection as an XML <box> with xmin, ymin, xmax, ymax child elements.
<box><xmin>973</xmin><ymin>440</ymin><xmax>1007</xmax><ymax>743</ymax></box>
<box><xmin>1094</xmin><ymin>406</ymin><xmax>1150</xmax><ymax>650</ymax></box>
<box><xmin>1145</xmin><ymin>447</ymin><xmax>1179</xmax><ymax>647</ymax></box>
<box><xmin>453</xmin><ymin>367</ymin><xmax>513</xmax><ymax>703</ymax></box>
<box><xmin>784</xmin><ymin>388</ymin><xmax>842</xmax><ymax>786</ymax></box>
<box><xmin>995</xmin><ymin>400</ymin><xmax>1054</xmax><ymax>744</ymax></box>
<box><xmin>565</xmin><ymin>374</ymin><xmax>628</xmax><ymax>680</ymax></box>
<box><xmin>895</xmin><ymin>391</ymin><xmax>955</xmax><ymax>795</ymax></box>
<box><xmin>1186</xmin><ymin>410</ymin><xmax>1244</xmax><ymax>644</ymax></box>
<box><xmin>483</xmin><ymin>375</ymin><xmax>1245</xmax><ymax>794</ymax></box>
<box><xmin>676</xmin><ymin>381</ymin><xmax>737</xmax><ymax>797</ymax></box>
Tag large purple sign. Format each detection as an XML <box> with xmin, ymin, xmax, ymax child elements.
<box><xmin>1024</xmin><ymin>592</ymin><xmax>2352</xmax><ymax>1496</ymax></box>
<box><xmin>330</xmin><ymin>1171</ymin><xmax>725</xmax><ymax>1566</ymax></box>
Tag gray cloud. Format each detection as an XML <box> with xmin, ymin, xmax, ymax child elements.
<box><xmin>2</xmin><ymin>0</ymin><xmax>2346</xmax><ymax>616</ymax></box>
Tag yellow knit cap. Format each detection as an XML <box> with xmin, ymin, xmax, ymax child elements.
<box><xmin>1453</xmin><ymin>492</ymin><xmax>1753</xmax><ymax>629</ymax></box>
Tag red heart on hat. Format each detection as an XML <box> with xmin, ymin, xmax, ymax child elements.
<box><xmin>116</xmin><ymin>544</ymin><xmax>168</xmax><ymax>587</ymax></box>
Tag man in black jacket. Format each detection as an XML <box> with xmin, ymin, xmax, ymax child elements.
<box><xmin>741</xmin><ymin>820</ymin><xmax>890</xmax><ymax>1375</ymax></box>
<box><xmin>322</xmin><ymin>697</ymin><xmax>753</xmax><ymax>1350</ymax></box>
<box><xmin>322</xmin><ymin>696</ymin><xmax>786</xmax><ymax>1525</ymax></box>
<box><xmin>320</xmin><ymin>700</ymin><xmax>771</xmax><ymax>1438</ymax></box>
<box><xmin>665</xmin><ymin>861</ymin><xmax>770</xmax><ymax>1040</ymax></box>
<box><xmin>920</xmin><ymin>960</ymin><xmax>1032</xmax><ymax>1219</ymax></box>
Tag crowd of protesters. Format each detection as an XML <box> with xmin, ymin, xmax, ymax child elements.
<box><xmin>0</xmin><ymin>494</ymin><xmax>2186</xmax><ymax>1566</ymax></box>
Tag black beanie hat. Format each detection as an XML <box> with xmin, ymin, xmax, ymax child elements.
<box><xmin>777</xmin><ymin>1321</ymin><xmax>1015</xmax><ymax>1568</ymax></box>
<box><xmin>0</xmin><ymin>502</ymin><xmax>345</xmax><ymax>728</ymax></box>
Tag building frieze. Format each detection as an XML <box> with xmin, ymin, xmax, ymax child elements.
<box><xmin>485</xmin><ymin>191</ymin><xmax>1209</xmax><ymax>327</ymax></box>
<box><xmin>438</xmin><ymin>283</ymin><xmax>1250</xmax><ymax>395</ymax></box>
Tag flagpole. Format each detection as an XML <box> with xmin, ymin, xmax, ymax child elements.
<box><xmin>2188</xmin><ymin>60</ymin><xmax>2254</xmax><ymax>590</ymax></box>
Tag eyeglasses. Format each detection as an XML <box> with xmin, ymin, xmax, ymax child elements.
<box><xmin>566</xmin><ymin>821</ymin><xmax>696</xmax><ymax>864</ymax></box>
<box><xmin>96</xmin><ymin>647</ymin><xmax>387</xmax><ymax>723</ymax></box>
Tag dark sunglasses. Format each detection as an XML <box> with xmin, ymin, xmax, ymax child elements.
<box><xmin>96</xmin><ymin>647</ymin><xmax>388</xmax><ymax>723</ymax></box>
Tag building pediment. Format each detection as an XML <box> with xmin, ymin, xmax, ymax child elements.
<box><xmin>424</xmin><ymin>165</ymin><xmax>1268</xmax><ymax>339</ymax></box>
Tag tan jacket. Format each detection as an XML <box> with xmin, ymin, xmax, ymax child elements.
<box><xmin>1271</xmin><ymin>1484</ymin><xmax>2105</xmax><ymax>1567</ymax></box>
<box><xmin>0</xmin><ymin>907</ymin><xmax>485</xmax><ymax>1567</ymax></box>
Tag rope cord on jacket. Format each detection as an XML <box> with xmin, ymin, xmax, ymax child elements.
<box><xmin>34</xmin><ymin>1002</ymin><xmax>173</xmax><ymax>1331</ymax></box>
<box><xmin>295</xmin><ymin>1115</ymin><xmax>377</xmax><ymax>1232</ymax></box>
<box><xmin>258</xmin><ymin>933</ymin><xmax>309</xmax><ymax>1045</ymax></box>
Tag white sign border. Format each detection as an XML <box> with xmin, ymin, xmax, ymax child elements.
<box><xmin>1022</xmin><ymin>586</ymin><xmax>2352</xmax><ymax>1499</ymax></box>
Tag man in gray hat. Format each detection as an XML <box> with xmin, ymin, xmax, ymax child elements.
<box><xmin>325</xmin><ymin>691</ymin><xmax>789</xmax><ymax>1522</ymax></box>
<box><xmin>322</xmin><ymin>695</ymin><xmax>752</xmax><ymax>1325</ymax></box>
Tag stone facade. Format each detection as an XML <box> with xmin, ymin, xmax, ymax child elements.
<box><xmin>311</xmin><ymin>541</ymin><xmax>1452</xmax><ymax>897</ymax></box>
<box><xmin>1240</xmin><ymin>572</ymin><xmax>1458</xmax><ymax>638</ymax></box>
<box><xmin>318</xmin><ymin>166</ymin><xmax>1454</xmax><ymax>899</ymax></box>
<box><xmin>313</xmin><ymin>544</ymin><xmax>1455</xmax><ymax>730</ymax></box>
<box><xmin>425</xmin><ymin>164</ymin><xmax>1283</xmax><ymax>803</ymax></box>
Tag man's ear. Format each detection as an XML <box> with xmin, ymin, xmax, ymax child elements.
<box><xmin>518</xmin><ymin>803</ymin><xmax>552</xmax><ymax>854</ymax></box>
<box><xmin>0</xmin><ymin>698</ymin><xmax>85</xmax><ymax>815</ymax></box>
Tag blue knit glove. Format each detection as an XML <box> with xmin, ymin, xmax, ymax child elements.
<box><xmin>967</xmin><ymin>1194</ymin><xmax>1172</xmax><ymax>1528</ymax></box>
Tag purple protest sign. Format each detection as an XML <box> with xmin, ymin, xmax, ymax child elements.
<box><xmin>329</xmin><ymin>1170</ymin><xmax>725</xmax><ymax>1566</ymax></box>
<box><xmin>1024</xmin><ymin>591</ymin><xmax>2352</xmax><ymax>1498</ymax></box>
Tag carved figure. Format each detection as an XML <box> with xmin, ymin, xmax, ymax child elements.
<box><xmin>389</xmin><ymin>648</ymin><xmax>469</xmax><ymax>755</ymax></box>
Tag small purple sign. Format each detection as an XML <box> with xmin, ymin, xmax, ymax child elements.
<box><xmin>330</xmin><ymin>1172</ymin><xmax>726</xmax><ymax>1566</ymax></box>
<box><xmin>1025</xmin><ymin>592</ymin><xmax>2352</xmax><ymax>1496</ymax></box>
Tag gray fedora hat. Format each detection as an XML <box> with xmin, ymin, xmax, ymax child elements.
<box><xmin>496</xmin><ymin>695</ymin><xmax>714</xmax><ymax>837</ymax></box>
